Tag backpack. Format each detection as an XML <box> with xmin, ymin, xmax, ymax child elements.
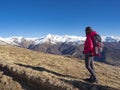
<box><xmin>93</xmin><ymin>34</ymin><xmax>104</xmax><ymax>57</ymax></box>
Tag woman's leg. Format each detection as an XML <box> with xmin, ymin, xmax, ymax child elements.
<box><xmin>90</xmin><ymin>57</ymin><xmax>94</xmax><ymax>71</ymax></box>
<box><xmin>85</xmin><ymin>55</ymin><xmax>97</xmax><ymax>81</ymax></box>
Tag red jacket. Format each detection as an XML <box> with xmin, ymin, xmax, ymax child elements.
<box><xmin>83</xmin><ymin>31</ymin><xmax>97</xmax><ymax>56</ymax></box>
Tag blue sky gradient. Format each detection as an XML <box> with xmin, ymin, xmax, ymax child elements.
<box><xmin>0</xmin><ymin>0</ymin><xmax>120</xmax><ymax>37</ymax></box>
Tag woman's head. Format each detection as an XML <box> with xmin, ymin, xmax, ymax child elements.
<box><xmin>85</xmin><ymin>26</ymin><xmax>93</xmax><ymax>34</ymax></box>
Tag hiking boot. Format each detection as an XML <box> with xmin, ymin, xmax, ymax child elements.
<box><xmin>91</xmin><ymin>77</ymin><xmax>98</xmax><ymax>83</ymax></box>
<box><xmin>84</xmin><ymin>78</ymin><xmax>92</xmax><ymax>82</ymax></box>
<box><xmin>90</xmin><ymin>75</ymin><xmax>94</xmax><ymax>80</ymax></box>
<box><xmin>84</xmin><ymin>75</ymin><xmax>93</xmax><ymax>82</ymax></box>
<box><xmin>84</xmin><ymin>76</ymin><xmax>98</xmax><ymax>83</ymax></box>
<box><xmin>93</xmin><ymin>78</ymin><xmax>98</xmax><ymax>83</ymax></box>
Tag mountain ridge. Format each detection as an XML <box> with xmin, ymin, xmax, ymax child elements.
<box><xmin>0</xmin><ymin>34</ymin><xmax>120</xmax><ymax>46</ymax></box>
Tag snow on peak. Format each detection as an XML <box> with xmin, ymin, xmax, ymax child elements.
<box><xmin>102</xmin><ymin>36</ymin><xmax>120</xmax><ymax>42</ymax></box>
<box><xmin>0</xmin><ymin>34</ymin><xmax>120</xmax><ymax>46</ymax></box>
<box><xmin>42</xmin><ymin>34</ymin><xmax>86</xmax><ymax>44</ymax></box>
<box><xmin>0</xmin><ymin>36</ymin><xmax>38</xmax><ymax>46</ymax></box>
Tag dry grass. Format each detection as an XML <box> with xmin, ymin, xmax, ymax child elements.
<box><xmin>0</xmin><ymin>45</ymin><xmax>120</xmax><ymax>90</ymax></box>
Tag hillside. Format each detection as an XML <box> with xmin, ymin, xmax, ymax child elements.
<box><xmin>0</xmin><ymin>45</ymin><xmax>120</xmax><ymax>90</ymax></box>
<box><xmin>29</xmin><ymin>42</ymin><xmax>120</xmax><ymax>67</ymax></box>
<box><xmin>0</xmin><ymin>35</ymin><xmax>120</xmax><ymax>67</ymax></box>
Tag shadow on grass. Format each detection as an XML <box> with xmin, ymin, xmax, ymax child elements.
<box><xmin>15</xmin><ymin>63</ymin><xmax>76</xmax><ymax>79</ymax></box>
<box><xmin>59</xmin><ymin>78</ymin><xmax>119</xmax><ymax>90</ymax></box>
<box><xmin>0</xmin><ymin>66</ymin><xmax>37</xmax><ymax>90</ymax></box>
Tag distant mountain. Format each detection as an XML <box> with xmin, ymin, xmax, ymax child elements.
<box><xmin>0</xmin><ymin>34</ymin><xmax>86</xmax><ymax>46</ymax></box>
<box><xmin>0</xmin><ymin>34</ymin><xmax>120</xmax><ymax>66</ymax></box>
<box><xmin>0</xmin><ymin>34</ymin><xmax>120</xmax><ymax>46</ymax></box>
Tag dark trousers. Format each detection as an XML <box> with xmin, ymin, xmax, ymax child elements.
<box><xmin>85</xmin><ymin>55</ymin><xmax>97</xmax><ymax>79</ymax></box>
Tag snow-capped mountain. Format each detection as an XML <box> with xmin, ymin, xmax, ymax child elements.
<box><xmin>102</xmin><ymin>36</ymin><xmax>120</xmax><ymax>42</ymax></box>
<box><xmin>0</xmin><ymin>36</ymin><xmax>40</xmax><ymax>48</ymax></box>
<box><xmin>0</xmin><ymin>34</ymin><xmax>120</xmax><ymax>66</ymax></box>
<box><xmin>0</xmin><ymin>34</ymin><xmax>120</xmax><ymax>46</ymax></box>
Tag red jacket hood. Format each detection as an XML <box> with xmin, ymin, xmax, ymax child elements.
<box><xmin>86</xmin><ymin>31</ymin><xmax>97</xmax><ymax>37</ymax></box>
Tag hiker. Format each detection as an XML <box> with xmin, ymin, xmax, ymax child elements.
<box><xmin>83</xmin><ymin>26</ymin><xmax>98</xmax><ymax>83</ymax></box>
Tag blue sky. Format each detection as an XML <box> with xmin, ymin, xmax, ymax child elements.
<box><xmin>0</xmin><ymin>0</ymin><xmax>120</xmax><ymax>37</ymax></box>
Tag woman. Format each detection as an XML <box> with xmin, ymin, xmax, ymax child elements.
<box><xmin>83</xmin><ymin>26</ymin><xmax>98</xmax><ymax>83</ymax></box>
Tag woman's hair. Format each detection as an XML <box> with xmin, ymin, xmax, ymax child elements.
<box><xmin>85</xmin><ymin>26</ymin><xmax>93</xmax><ymax>34</ymax></box>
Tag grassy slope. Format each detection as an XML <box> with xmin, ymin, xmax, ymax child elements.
<box><xmin>0</xmin><ymin>45</ymin><xmax>120</xmax><ymax>90</ymax></box>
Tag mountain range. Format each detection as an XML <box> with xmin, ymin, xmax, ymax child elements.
<box><xmin>1</xmin><ymin>34</ymin><xmax>120</xmax><ymax>45</ymax></box>
<box><xmin>0</xmin><ymin>34</ymin><xmax>120</xmax><ymax>66</ymax></box>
